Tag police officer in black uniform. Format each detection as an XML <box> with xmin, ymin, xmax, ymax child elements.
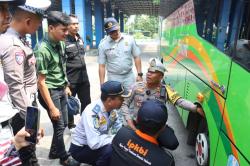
<box><xmin>110</xmin><ymin>100</ymin><xmax>175</xmax><ymax>166</ymax></box>
<box><xmin>65</xmin><ymin>14</ymin><xmax>91</xmax><ymax>129</ymax></box>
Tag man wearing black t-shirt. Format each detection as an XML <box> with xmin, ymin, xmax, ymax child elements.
<box><xmin>110</xmin><ymin>100</ymin><xmax>175</xmax><ymax>166</ymax></box>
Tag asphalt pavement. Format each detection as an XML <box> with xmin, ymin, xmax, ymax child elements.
<box><xmin>37</xmin><ymin>41</ymin><xmax>196</xmax><ymax>166</ymax></box>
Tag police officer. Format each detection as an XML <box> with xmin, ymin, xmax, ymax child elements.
<box><xmin>121</xmin><ymin>58</ymin><xmax>204</xmax><ymax>149</ymax></box>
<box><xmin>111</xmin><ymin>100</ymin><xmax>175</xmax><ymax>166</ymax></box>
<box><xmin>65</xmin><ymin>14</ymin><xmax>91</xmax><ymax>129</ymax></box>
<box><xmin>69</xmin><ymin>81</ymin><xmax>130</xmax><ymax>166</ymax></box>
<box><xmin>98</xmin><ymin>17</ymin><xmax>143</xmax><ymax>90</ymax></box>
<box><xmin>0</xmin><ymin>1</ymin><xmax>45</xmax><ymax>165</ymax></box>
<box><xmin>0</xmin><ymin>0</ymin><xmax>51</xmax><ymax>135</ymax></box>
<box><xmin>0</xmin><ymin>0</ymin><xmax>25</xmax><ymax>136</ymax></box>
<box><xmin>35</xmin><ymin>11</ymin><xmax>79</xmax><ymax>166</ymax></box>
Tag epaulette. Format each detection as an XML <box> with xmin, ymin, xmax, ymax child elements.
<box><xmin>92</xmin><ymin>104</ymin><xmax>101</xmax><ymax>114</ymax></box>
<box><xmin>13</xmin><ymin>37</ymin><xmax>33</xmax><ymax>56</ymax></box>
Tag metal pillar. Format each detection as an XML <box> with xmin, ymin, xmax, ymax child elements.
<box><xmin>31</xmin><ymin>26</ymin><xmax>43</xmax><ymax>48</ymax></box>
<box><xmin>85</xmin><ymin>0</ymin><xmax>93</xmax><ymax>48</ymax></box>
<box><xmin>216</xmin><ymin>0</ymin><xmax>232</xmax><ymax>52</ymax></box>
<box><xmin>228</xmin><ymin>0</ymin><xmax>244</xmax><ymax>45</ymax></box>
<box><xmin>62</xmin><ymin>0</ymin><xmax>71</xmax><ymax>14</ymax></box>
<box><xmin>75</xmin><ymin>0</ymin><xmax>86</xmax><ymax>46</ymax></box>
<box><xmin>120</xmin><ymin>11</ymin><xmax>124</xmax><ymax>32</ymax></box>
<box><xmin>94</xmin><ymin>0</ymin><xmax>104</xmax><ymax>47</ymax></box>
<box><xmin>106</xmin><ymin>1</ymin><xmax>112</xmax><ymax>18</ymax></box>
<box><xmin>114</xmin><ymin>8</ymin><xmax>119</xmax><ymax>22</ymax></box>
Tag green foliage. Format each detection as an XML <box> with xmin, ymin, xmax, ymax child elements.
<box><xmin>125</xmin><ymin>15</ymin><xmax>158</xmax><ymax>39</ymax></box>
<box><xmin>133</xmin><ymin>32</ymin><xmax>151</xmax><ymax>39</ymax></box>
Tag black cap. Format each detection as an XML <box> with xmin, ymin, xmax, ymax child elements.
<box><xmin>67</xmin><ymin>96</ymin><xmax>80</xmax><ymax>116</ymax></box>
<box><xmin>47</xmin><ymin>11</ymin><xmax>71</xmax><ymax>26</ymax></box>
<box><xmin>101</xmin><ymin>81</ymin><xmax>131</xmax><ymax>97</ymax></box>
<box><xmin>0</xmin><ymin>0</ymin><xmax>25</xmax><ymax>6</ymax></box>
<box><xmin>104</xmin><ymin>17</ymin><xmax>119</xmax><ymax>34</ymax></box>
<box><xmin>137</xmin><ymin>100</ymin><xmax>168</xmax><ymax>126</ymax></box>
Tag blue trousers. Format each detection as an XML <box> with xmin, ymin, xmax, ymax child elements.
<box><xmin>69</xmin><ymin>143</ymin><xmax>112</xmax><ymax>166</ymax></box>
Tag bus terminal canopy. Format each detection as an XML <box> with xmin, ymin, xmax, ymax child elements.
<box><xmin>108</xmin><ymin>0</ymin><xmax>187</xmax><ymax>17</ymax></box>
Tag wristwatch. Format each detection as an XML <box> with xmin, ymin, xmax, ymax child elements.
<box><xmin>138</xmin><ymin>72</ymin><xmax>143</xmax><ymax>77</ymax></box>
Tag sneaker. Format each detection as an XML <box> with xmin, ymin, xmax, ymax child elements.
<box><xmin>59</xmin><ymin>156</ymin><xmax>80</xmax><ymax>166</ymax></box>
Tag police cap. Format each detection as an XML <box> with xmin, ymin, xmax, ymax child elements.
<box><xmin>104</xmin><ymin>17</ymin><xmax>119</xmax><ymax>34</ymax></box>
<box><xmin>148</xmin><ymin>58</ymin><xmax>167</xmax><ymax>74</ymax></box>
<box><xmin>101</xmin><ymin>81</ymin><xmax>131</xmax><ymax>98</ymax></box>
<box><xmin>0</xmin><ymin>0</ymin><xmax>25</xmax><ymax>6</ymax></box>
<box><xmin>18</xmin><ymin>0</ymin><xmax>51</xmax><ymax>17</ymax></box>
<box><xmin>137</xmin><ymin>100</ymin><xmax>168</xmax><ymax>126</ymax></box>
<box><xmin>47</xmin><ymin>11</ymin><xmax>71</xmax><ymax>26</ymax></box>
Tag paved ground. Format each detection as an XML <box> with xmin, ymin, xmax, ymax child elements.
<box><xmin>37</xmin><ymin>42</ymin><xmax>196</xmax><ymax>166</ymax></box>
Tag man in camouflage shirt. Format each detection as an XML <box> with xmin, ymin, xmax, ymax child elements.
<box><xmin>121</xmin><ymin>58</ymin><xmax>204</xmax><ymax>149</ymax></box>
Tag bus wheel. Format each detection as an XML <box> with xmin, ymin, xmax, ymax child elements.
<box><xmin>195</xmin><ymin>133</ymin><xmax>209</xmax><ymax>166</ymax></box>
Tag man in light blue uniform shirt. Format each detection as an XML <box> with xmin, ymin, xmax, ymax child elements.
<box><xmin>69</xmin><ymin>81</ymin><xmax>130</xmax><ymax>166</ymax></box>
<box><xmin>98</xmin><ymin>17</ymin><xmax>143</xmax><ymax>90</ymax></box>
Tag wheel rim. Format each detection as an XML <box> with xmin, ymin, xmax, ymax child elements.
<box><xmin>195</xmin><ymin>133</ymin><xmax>209</xmax><ymax>165</ymax></box>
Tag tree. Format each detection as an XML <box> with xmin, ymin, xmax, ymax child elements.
<box><xmin>133</xmin><ymin>15</ymin><xmax>158</xmax><ymax>38</ymax></box>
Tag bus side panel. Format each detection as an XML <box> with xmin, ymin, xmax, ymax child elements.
<box><xmin>164</xmin><ymin>56</ymin><xmax>187</xmax><ymax>122</ymax></box>
<box><xmin>223</xmin><ymin>62</ymin><xmax>250</xmax><ymax>162</ymax></box>
<box><xmin>185</xmin><ymin>71</ymin><xmax>223</xmax><ymax>165</ymax></box>
<box><xmin>214</xmin><ymin>132</ymin><xmax>248</xmax><ymax>166</ymax></box>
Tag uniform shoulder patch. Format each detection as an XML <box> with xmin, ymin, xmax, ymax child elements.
<box><xmin>15</xmin><ymin>51</ymin><xmax>25</xmax><ymax>65</ymax></box>
<box><xmin>92</xmin><ymin>104</ymin><xmax>101</xmax><ymax>114</ymax></box>
<box><xmin>166</xmin><ymin>85</ymin><xmax>181</xmax><ymax>104</ymax></box>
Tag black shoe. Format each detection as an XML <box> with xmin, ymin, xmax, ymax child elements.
<box><xmin>68</xmin><ymin>124</ymin><xmax>76</xmax><ymax>129</ymax></box>
<box><xmin>48</xmin><ymin>152</ymin><xmax>59</xmax><ymax>159</ymax></box>
<box><xmin>59</xmin><ymin>156</ymin><xmax>80</xmax><ymax>166</ymax></box>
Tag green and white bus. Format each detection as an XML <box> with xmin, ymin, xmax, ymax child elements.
<box><xmin>160</xmin><ymin>0</ymin><xmax>250</xmax><ymax>165</ymax></box>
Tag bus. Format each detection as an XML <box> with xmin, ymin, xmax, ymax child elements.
<box><xmin>160</xmin><ymin>0</ymin><xmax>250</xmax><ymax>165</ymax></box>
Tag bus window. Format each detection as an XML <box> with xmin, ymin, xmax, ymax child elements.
<box><xmin>193</xmin><ymin>0</ymin><xmax>245</xmax><ymax>54</ymax></box>
<box><xmin>233</xmin><ymin>1</ymin><xmax>250</xmax><ymax>70</ymax></box>
<box><xmin>193</xmin><ymin>0</ymin><xmax>221</xmax><ymax>45</ymax></box>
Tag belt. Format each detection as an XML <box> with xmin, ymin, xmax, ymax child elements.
<box><xmin>108</xmin><ymin>68</ymin><xmax>132</xmax><ymax>75</ymax></box>
<box><xmin>72</xmin><ymin>140</ymin><xmax>86</xmax><ymax>147</ymax></box>
<box><xmin>48</xmin><ymin>87</ymin><xmax>65</xmax><ymax>93</ymax></box>
<box><xmin>0</xmin><ymin>120</ymin><xmax>9</xmax><ymax>128</ymax></box>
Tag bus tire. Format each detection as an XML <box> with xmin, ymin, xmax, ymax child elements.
<box><xmin>195</xmin><ymin>133</ymin><xmax>210</xmax><ymax>166</ymax></box>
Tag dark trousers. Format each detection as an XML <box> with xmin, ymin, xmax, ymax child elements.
<box><xmin>69</xmin><ymin>143</ymin><xmax>112</xmax><ymax>166</ymax></box>
<box><xmin>38</xmin><ymin>89</ymin><xmax>69</xmax><ymax>161</ymax></box>
<box><xmin>68</xmin><ymin>81</ymin><xmax>91</xmax><ymax>127</ymax></box>
<box><xmin>11</xmin><ymin>113</ymin><xmax>39</xmax><ymax>165</ymax></box>
<box><xmin>11</xmin><ymin>113</ymin><xmax>25</xmax><ymax>135</ymax></box>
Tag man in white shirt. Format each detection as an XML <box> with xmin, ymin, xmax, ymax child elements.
<box><xmin>69</xmin><ymin>80</ymin><xmax>130</xmax><ymax>166</ymax></box>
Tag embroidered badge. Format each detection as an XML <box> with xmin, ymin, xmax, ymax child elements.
<box><xmin>107</xmin><ymin>22</ymin><xmax>113</xmax><ymax>28</ymax></box>
<box><xmin>15</xmin><ymin>51</ymin><xmax>24</xmax><ymax>65</ymax></box>
<box><xmin>99</xmin><ymin>116</ymin><xmax>107</xmax><ymax>126</ymax></box>
<box><xmin>93</xmin><ymin>117</ymin><xmax>100</xmax><ymax>129</ymax></box>
<box><xmin>109</xmin><ymin>111</ymin><xmax>117</xmax><ymax>121</ymax></box>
